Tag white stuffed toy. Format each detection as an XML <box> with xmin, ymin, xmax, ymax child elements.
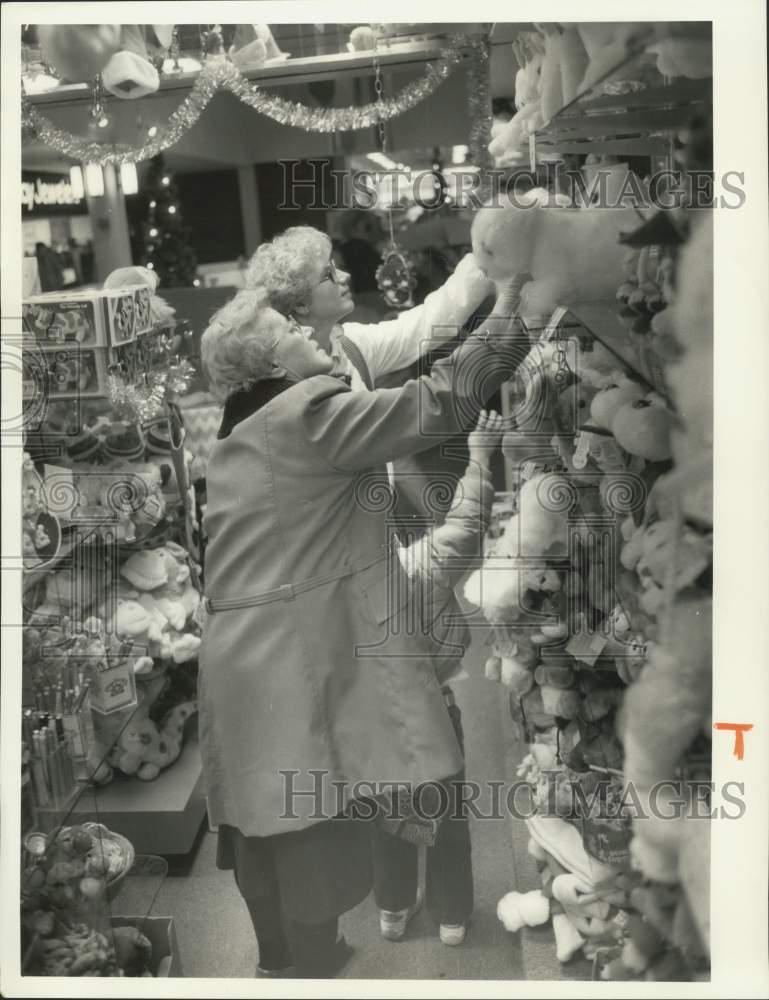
<box><xmin>471</xmin><ymin>188</ymin><xmax>639</xmax><ymax>316</ymax></box>
<box><xmin>646</xmin><ymin>37</ymin><xmax>712</xmax><ymax>80</ymax></box>
<box><xmin>102</xmin><ymin>26</ymin><xmax>173</xmax><ymax>100</ymax></box>
<box><xmin>497</xmin><ymin>890</ymin><xmax>551</xmax><ymax>933</ymax></box>
<box><xmin>229</xmin><ymin>24</ymin><xmax>286</xmax><ymax>69</ymax></box>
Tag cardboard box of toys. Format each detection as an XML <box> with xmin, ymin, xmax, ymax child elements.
<box><xmin>22</xmin><ymin>342</ymin><xmax>110</xmax><ymax>401</ymax></box>
<box><xmin>110</xmin><ymin>916</ymin><xmax>182</xmax><ymax>977</ymax></box>
<box><xmin>22</xmin><ymin>285</ymin><xmax>152</xmax><ymax>348</ymax></box>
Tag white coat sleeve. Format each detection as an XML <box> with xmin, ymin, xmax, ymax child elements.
<box><xmin>340</xmin><ymin>253</ymin><xmax>493</xmax><ymax>385</ymax></box>
<box><xmin>301</xmin><ymin>331</ymin><xmax>528</xmax><ymax>473</ymax></box>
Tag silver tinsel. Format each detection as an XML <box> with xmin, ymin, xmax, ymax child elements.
<box><xmin>22</xmin><ymin>37</ymin><xmax>468</xmax><ymax>165</ymax></box>
<box><xmin>465</xmin><ymin>34</ymin><xmax>494</xmax><ymax>195</ymax></box>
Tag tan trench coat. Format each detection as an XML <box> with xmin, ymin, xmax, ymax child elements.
<box><xmin>199</xmin><ymin>334</ymin><xmax>516</xmax><ymax>837</ymax></box>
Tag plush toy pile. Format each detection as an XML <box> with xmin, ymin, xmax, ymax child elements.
<box><xmin>25</xmin><ymin>534</ymin><xmax>202</xmax><ymax>786</ymax></box>
<box><xmin>22</xmin><ymin>822</ymin><xmax>165</xmax><ymax>977</ymax></box>
<box><xmin>466</xmin><ymin>195</ymin><xmax>712</xmax><ymax>977</ymax></box>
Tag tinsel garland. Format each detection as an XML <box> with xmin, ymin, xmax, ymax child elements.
<box><xmin>21</xmin><ymin>37</ymin><xmax>468</xmax><ymax>165</ymax></box>
<box><xmin>107</xmin><ymin>358</ymin><xmax>195</xmax><ymax>423</ymax></box>
<box><xmin>465</xmin><ymin>35</ymin><xmax>494</xmax><ymax>195</ymax></box>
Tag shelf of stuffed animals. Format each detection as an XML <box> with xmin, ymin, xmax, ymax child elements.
<box><xmin>469</xmin><ymin>203</ymin><xmax>713</xmax><ymax>979</ymax></box>
<box><xmin>21</xmin><ymin>280</ymin><xmax>206</xmax><ymax>862</ymax></box>
<box><xmin>490</xmin><ymin>23</ymin><xmax>711</xmax><ymax>167</ymax></box>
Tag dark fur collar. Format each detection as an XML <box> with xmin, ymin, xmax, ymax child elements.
<box><xmin>217</xmin><ymin>379</ymin><xmax>296</xmax><ymax>439</ymax></box>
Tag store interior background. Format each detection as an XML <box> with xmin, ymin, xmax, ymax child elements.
<box><xmin>22</xmin><ymin>24</ymin><xmax>522</xmax><ymax>348</ymax></box>
<box><xmin>16</xmin><ymin>21</ymin><xmax>718</xmax><ymax>983</ymax></box>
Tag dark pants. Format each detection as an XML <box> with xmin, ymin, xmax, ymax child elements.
<box><xmin>371</xmin><ymin>701</ymin><xmax>474</xmax><ymax>926</ymax></box>
<box><xmin>218</xmin><ymin>813</ymin><xmax>372</xmax><ymax>977</ymax></box>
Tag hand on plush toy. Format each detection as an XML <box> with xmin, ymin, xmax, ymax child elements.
<box><xmin>468</xmin><ymin>409</ymin><xmax>505</xmax><ymax>470</ymax></box>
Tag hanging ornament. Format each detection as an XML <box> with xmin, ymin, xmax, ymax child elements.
<box><xmin>376</xmin><ymin>249</ymin><xmax>418</xmax><ymax>310</ymax></box>
<box><xmin>89</xmin><ymin>75</ymin><xmax>110</xmax><ymax>129</ymax></box>
<box><xmin>370</xmin><ymin>25</ymin><xmax>416</xmax><ymax>312</ymax></box>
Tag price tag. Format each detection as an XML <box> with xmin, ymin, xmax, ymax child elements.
<box><xmin>89</xmin><ymin>662</ymin><xmax>138</xmax><ymax>716</ymax></box>
<box><xmin>566</xmin><ymin>617</ymin><xmax>608</xmax><ymax>667</ymax></box>
<box><xmin>572</xmin><ymin>432</ymin><xmax>591</xmax><ymax>470</ymax></box>
<box><xmin>541</xmin><ymin>306</ymin><xmax>569</xmax><ymax>343</ymax></box>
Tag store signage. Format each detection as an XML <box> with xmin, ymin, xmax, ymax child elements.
<box><xmin>21</xmin><ymin>171</ymin><xmax>87</xmax><ymax>216</ymax></box>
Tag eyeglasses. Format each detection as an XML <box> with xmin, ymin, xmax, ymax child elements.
<box><xmin>318</xmin><ymin>261</ymin><xmax>341</xmax><ymax>286</ymax></box>
<box><xmin>270</xmin><ymin>317</ymin><xmax>313</xmax><ymax>354</ymax></box>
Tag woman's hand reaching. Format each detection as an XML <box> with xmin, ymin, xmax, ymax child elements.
<box><xmin>468</xmin><ymin>409</ymin><xmax>505</xmax><ymax>471</ymax></box>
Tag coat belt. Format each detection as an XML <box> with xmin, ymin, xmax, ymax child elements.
<box><xmin>203</xmin><ymin>550</ymin><xmax>389</xmax><ymax>614</ymax></box>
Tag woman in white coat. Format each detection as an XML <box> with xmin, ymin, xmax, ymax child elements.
<box><xmin>245</xmin><ymin>225</ymin><xmax>494</xmax><ymax>393</ymax></box>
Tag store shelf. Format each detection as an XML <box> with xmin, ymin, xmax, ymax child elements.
<box><xmin>565</xmin><ymin>301</ymin><xmax>669</xmax><ymax>398</ymax></box>
<box><xmin>26</xmin><ymin>38</ymin><xmax>478</xmax><ymax>108</ymax></box>
<box><xmin>533</xmin><ymin>37</ymin><xmax>711</xmax><ymax>157</ymax></box>
<box><xmin>69</xmin><ymin>729</ymin><xmax>206</xmax><ymax>857</ymax></box>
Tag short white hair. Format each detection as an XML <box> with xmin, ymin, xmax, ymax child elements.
<box><xmin>200</xmin><ymin>289</ymin><xmax>287</xmax><ymax>402</ymax></box>
<box><xmin>245</xmin><ymin>226</ymin><xmax>331</xmax><ymax>315</ymax></box>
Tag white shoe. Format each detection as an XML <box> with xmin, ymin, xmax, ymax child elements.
<box><xmin>439</xmin><ymin>923</ymin><xmax>466</xmax><ymax>946</ymax></box>
<box><xmin>378</xmin><ymin>887</ymin><xmax>424</xmax><ymax>942</ymax></box>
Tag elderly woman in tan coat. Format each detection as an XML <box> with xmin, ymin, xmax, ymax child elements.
<box><xmin>199</xmin><ymin>285</ymin><xmax>525</xmax><ymax>978</ymax></box>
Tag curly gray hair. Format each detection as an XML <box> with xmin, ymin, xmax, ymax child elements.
<box><xmin>245</xmin><ymin>226</ymin><xmax>332</xmax><ymax>315</ymax></box>
<box><xmin>200</xmin><ymin>289</ymin><xmax>288</xmax><ymax>402</ymax></box>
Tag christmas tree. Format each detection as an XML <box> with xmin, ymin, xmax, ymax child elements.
<box><xmin>141</xmin><ymin>155</ymin><xmax>198</xmax><ymax>286</ymax></box>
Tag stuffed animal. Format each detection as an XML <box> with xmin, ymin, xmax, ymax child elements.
<box><xmin>101</xmin><ymin>26</ymin><xmax>174</xmax><ymax>99</ymax></box>
<box><xmin>90</xmin><ymin>668</ymin><xmax>197</xmax><ymax>782</ymax></box>
<box><xmin>347</xmin><ymin>26</ymin><xmax>375</xmax><ymax>52</ymax></box>
<box><xmin>37</xmin><ymin>25</ymin><xmax>122</xmax><ymax>82</ymax></box>
<box><xmin>500</xmin><ymin>656</ymin><xmax>536</xmax><ymax>697</ymax></box>
<box><xmin>111</xmin><ymin>924</ymin><xmax>154</xmax><ymax>976</ymax></box>
<box><xmin>552</xmin><ymin>911</ymin><xmax>585</xmax><ymax>961</ymax></box>
<box><xmin>646</xmin><ymin>37</ymin><xmax>712</xmax><ymax>79</ymax></box>
<box><xmin>117</xmin><ymin>546</ymin><xmax>202</xmax><ymax>662</ymax></box>
<box><xmin>667</xmin><ymin>214</ymin><xmax>713</xmax><ymax>467</ymax></box>
<box><xmin>488</xmin><ymin>104</ymin><xmax>544</xmax><ymax>162</ymax></box>
<box><xmin>497</xmin><ymin>889</ymin><xmax>550</xmax><ymax>933</ymax></box>
<box><xmin>536</xmin><ymin>24</ymin><xmax>564</xmax><ymax>123</ymax></box>
<box><xmin>229</xmin><ymin>24</ymin><xmax>286</xmax><ymax>69</ymax></box>
<box><xmin>569</xmin><ymin>23</ymin><xmax>648</xmax><ymax>92</ymax></box>
<box><xmin>611</xmin><ymin>397</ymin><xmax>674</xmax><ymax>462</ymax></box>
<box><xmin>620</xmin><ymin>594</ymin><xmax>711</xmax><ymax>794</ymax></box>
<box><xmin>470</xmin><ymin>188</ymin><xmax>639</xmax><ymax>316</ymax></box>
<box><xmin>110</xmin><ymin>698</ymin><xmax>197</xmax><ymax>780</ymax></box>
<box><xmin>590</xmin><ymin>380</ymin><xmax>646</xmax><ymax>430</ymax></box>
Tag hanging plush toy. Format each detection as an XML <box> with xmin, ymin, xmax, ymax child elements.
<box><xmin>37</xmin><ymin>25</ymin><xmax>121</xmax><ymax>82</ymax></box>
<box><xmin>348</xmin><ymin>26</ymin><xmax>376</xmax><ymax>52</ymax></box>
<box><xmin>102</xmin><ymin>26</ymin><xmax>174</xmax><ymax>99</ymax></box>
<box><xmin>229</xmin><ymin>24</ymin><xmax>287</xmax><ymax>70</ymax></box>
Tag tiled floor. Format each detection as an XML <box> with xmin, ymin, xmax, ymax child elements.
<box><xmin>114</xmin><ymin>635</ymin><xmax>593</xmax><ymax>982</ymax></box>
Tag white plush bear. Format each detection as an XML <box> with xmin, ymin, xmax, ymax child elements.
<box><xmin>471</xmin><ymin>187</ymin><xmax>639</xmax><ymax>315</ymax></box>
